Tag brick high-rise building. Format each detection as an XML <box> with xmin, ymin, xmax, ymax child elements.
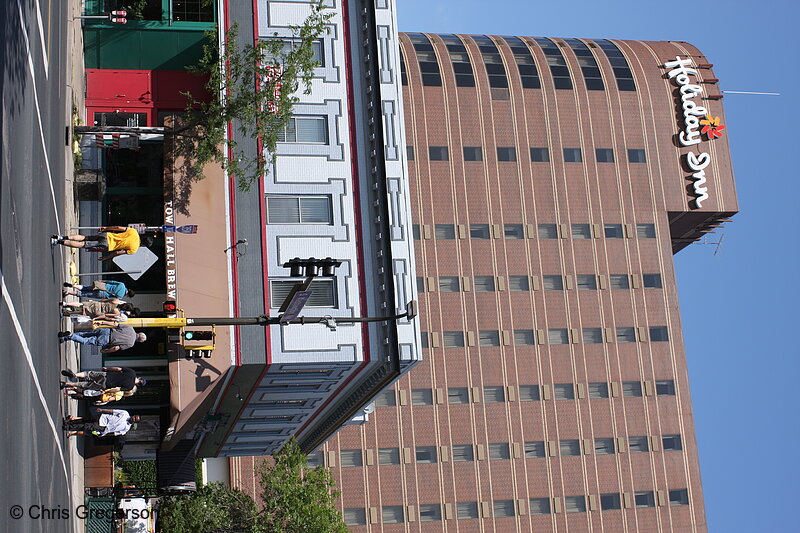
<box><xmin>298</xmin><ymin>33</ymin><xmax>737</xmax><ymax>532</ymax></box>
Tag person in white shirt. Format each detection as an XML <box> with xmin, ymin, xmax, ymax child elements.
<box><xmin>63</xmin><ymin>408</ymin><xmax>140</xmax><ymax>438</ymax></box>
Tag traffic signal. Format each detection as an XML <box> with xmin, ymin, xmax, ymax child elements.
<box><xmin>183</xmin><ymin>330</ymin><xmax>213</xmax><ymax>341</ymax></box>
<box><xmin>109</xmin><ymin>10</ymin><xmax>127</xmax><ymax>24</ymax></box>
<box><xmin>283</xmin><ymin>257</ymin><xmax>342</xmax><ymax>277</ymax></box>
<box><xmin>163</xmin><ymin>300</ymin><xmax>177</xmax><ymax>313</ymax></box>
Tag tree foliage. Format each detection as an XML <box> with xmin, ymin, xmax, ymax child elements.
<box><xmin>156</xmin><ymin>439</ymin><xmax>348</xmax><ymax>533</ymax></box>
<box><xmin>177</xmin><ymin>0</ymin><xmax>333</xmax><ymax>191</ymax></box>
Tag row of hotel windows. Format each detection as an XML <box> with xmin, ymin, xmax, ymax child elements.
<box><xmin>323</xmin><ymin>434</ymin><xmax>682</xmax><ymax>472</ymax></box>
<box><xmin>375</xmin><ymin>380</ymin><xmax>676</xmax><ymax>408</ymax></box>
<box><xmin>418</xmin><ymin>273</ymin><xmax>663</xmax><ymax>292</ymax></box>
<box><xmin>409</xmin><ymin>145</ymin><xmax>647</xmax><ymax>164</ymax></box>
<box><xmin>421</xmin><ymin>326</ymin><xmax>670</xmax><ymax>348</ymax></box>
<box><xmin>404</xmin><ymin>34</ymin><xmax>636</xmax><ymax>92</ymax></box>
<box><xmin>343</xmin><ymin>488</ymin><xmax>689</xmax><ymax>525</ymax></box>
<box><xmin>413</xmin><ymin>222</ymin><xmax>657</xmax><ymax>240</ymax></box>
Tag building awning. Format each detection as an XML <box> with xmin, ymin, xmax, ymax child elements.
<box><xmin>161</xmin><ymin>367</ymin><xmax>233</xmax><ymax>452</ymax></box>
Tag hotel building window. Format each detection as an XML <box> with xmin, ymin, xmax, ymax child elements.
<box><xmin>643</xmin><ymin>273</ymin><xmax>663</xmax><ymax>288</ymax></box>
<box><xmin>509</xmin><ymin>276</ymin><xmax>530</xmax><ymax>291</ymax></box>
<box><xmin>435</xmin><ymin>224</ymin><xmax>456</xmax><ymax>239</ymax></box>
<box><xmin>429</xmin><ymin>146</ymin><xmax>449</xmax><ymax>160</ymax></box>
<box><xmin>525</xmin><ymin>441</ymin><xmax>546</xmax><ymax>458</ymax></box>
<box><xmin>656</xmin><ymin>380</ymin><xmax>676</xmax><ymax>396</ymax></box>
<box><xmin>669</xmin><ymin>489</ymin><xmax>690</xmax><ymax>506</ymax></box>
<box><xmin>577</xmin><ymin>274</ymin><xmax>597</xmax><ymax>290</ymax></box>
<box><xmin>475</xmin><ymin>276</ymin><xmax>496</xmax><ymax>291</ymax></box>
<box><xmin>456</xmin><ymin>502</ymin><xmax>479</xmax><ymax>520</ymax></box>
<box><xmin>560</xmin><ymin>439</ymin><xmax>581</xmax><ymax>456</ymax></box>
<box><xmin>650</xmin><ymin>326</ymin><xmax>670</xmax><ymax>342</ymax></box>
<box><xmin>407</xmin><ymin>33</ymin><xmax>441</xmax><ymax>86</ymax></box>
<box><xmin>343</xmin><ymin>508</ymin><xmax>367</xmax><ymax>526</ymax></box>
<box><xmin>595</xmin><ymin>438</ymin><xmax>616</xmax><ymax>455</ymax></box>
<box><xmin>519</xmin><ymin>385</ymin><xmax>540</xmax><ymax>401</ymax></box>
<box><xmin>378</xmin><ymin>448</ymin><xmax>401</xmax><ymax>465</ymax></box>
<box><xmin>530</xmin><ymin>147</ymin><xmax>550</xmax><ymax>162</ymax></box>
<box><xmin>494</xmin><ymin>500</ymin><xmax>515</xmax><ymax>517</ymax></box>
<box><xmin>617</xmin><ymin>327</ymin><xmax>636</xmax><ymax>343</ymax></box>
<box><xmin>529</xmin><ymin>497</ymin><xmax>551</xmax><ymax>514</ymax></box>
<box><xmin>382</xmin><ymin>506</ymin><xmax>404</xmax><ymax>524</ymax></box>
<box><xmin>571</xmin><ymin>223</ymin><xmax>591</xmax><ymax>239</ymax></box>
<box><xmin>583</xmin><ymin>328</ymin><xmax>604</xmax><ymax>344</ymax></box>
<box><xmin>443</xmin><ymin>331</ymin><xmax>465</xmax><ymax>348</ymax></box>
<box><xmin>452</xmin><ymin>444</ymin><xmax>475</xmax><ymax>462</ymax></box>
<box><xmin>484</xmin><ymin>386</ymin><xmax>505</xmax><ymax>403</ymax></box>
<box><xmin>628</xmin><ymin>436</ymin><xmax>650</xmax><ymax>453</ymax></box>
<box><xmin>514</xmin><ymin>329</ymin><xmax>535</xmax><ymax>345</ymax></box>
<box><xmin>307</xmin><ymin>451</ymin><xmax>324</xmax><ymax>467</ymax></box>
<box><xmin>439</xmin><ymin>276</ymin><xmax>461</xmax><ymax>292</ymax></box>
<box><xmin>628</xmin><ymin>148</ymin><xmax>647</xmax><ymax>163</ymax></box>
<box><xmin>634</xmin><ymin>491</ymin><xmax>656</xmax><ymax>508</ymax></box>
<box><xmin>502</xmin><ymin>36</ymin><xmax>541</xmax><ymax>88</ymax></box>
<box><xmin>534</xmin><ymin>38</ymin><xmax>573</xmax><ymax>89</ymax></box>
<box><xmin>565</xmin><ymin>38</ymin><xmax>604</xmax><ymax>90</ymax></box>
<box><xmin>542</xmin><ymin>275</ymin><xmax>564</xmax><ymax>290</ymax></box>
<box><xmin>488</xmin><ymin>443</ymin><xmax>510</xmax><ymax>460</ymax></box>
<box><xmin>277</xmin><ymin>116</ymin><xmax>327</xmax><ymax>143</ymax></box>
<box><xmin>412</xmin><ymin>224</ymin><xmax>420</xmax><ymax>240</ymax></box>
<box><xmin>504</xmin><ymin>224</ymin><xmax>525</xmax><ymax>239</ymax></box>
<box><xmin>563</xmin><ymin>148</ymin><xmax>583</xmax><ymax>162</ymax></box>
<box><xmin>601</xmin><ymin>493</ymin><xmax>622</xmax><ymax>510</ymax></box>
<box><xmin>411</xmin><ymin>389</ymin><xmax>433</xmax><ymax>405</ymax></box>
<box><xmin>497</xmin><ymin>147</ymin><xmax>517</xmax><ymax>161</ymax></box>
<box><xmin>594</xmin><ymin>39</ymin><xmax>636</xmax><ymax>91</ymax></box>
<box><xmin>548</xmin><ymin>328</ymin><xmax>569</xmax><ymax>345</ymax></box>
<box><xmin>266</xmin><ymin>196</ymin><xmax>331</xmax><ymax>224</ymax></box>
<box><xmin>554</xmin><ymin>383</ymin><xmax>575</xmax><ymax>400</ymax></box>
<box><xmin>406</xmin><ymin>145</ymin><xmax>414</xmax><ymax>160</ymax></box>
<box><xmin>565</xmin><ymin>495</ymin><xmax>587</xmax><ymax>513</ymax></box>
<box><xmin>269</xmin><ymin>279</ymin><xmax>335</xmax><ymax>308</ymax></box>
<box><xmin>609</xmin><ymin>274</ymin><xmax>630</xmax><ymax>289</ymax></box>
<box><xmin>479</xmin><ymin>330</ymin><xmax>501</xmax><ymax>347</ymax></box>
<box><xmin>440</xmin><ymin>34</ymin><xmax>475</xmax><ymax>87</ymax></box>
<box><xmin>538</xmin><ymin>223</ymin><xmax>558</xmax><ymax>238</ymax></box>
<box><xmin>470</xmin><ymin>224</ymin><xmax>490</xmax><ymax>238</ymax></box>
<box><xmin>399</xmin><ymin>48</ymin><xmax>408</xmax><ymax>86</ymax></box>
<box><xmin>604</xmin><ymin>223</ymin><xmax>624</xmax><ymax>238</ymax></box>
<box><xmin>588</xmin><ymin>382</ymin><xmax>609</xmax><ymax>398</ymax></box>
<box><xmin>636</xmin><ymin>223</ymin><xmax>657</xmax><ymax>238</ymax></box>
<box><xmin>416</xmin><ymin>446</ymin><xmax>438</xmax><ymax>463</ymax></box>
<box><xmin>419</xmin><ymin>504</ymin><xmax>442</xmax><ymax>521</ymax></box>
<box><xmin>663</xmin><ymin>434</ymin><xmax>683</xmax><ymax>451</ymax></box>
<box><xmin>622</xmin><ymin>381</ymin><xmax>643</xmax><ymax>397</ymax></box>
<box><xmin>471</xmin><ymin>35</ymin><xmax>509</xmax><ymax>88</ymax></box>
<box><xmin>374</xmin><ymin>390</ymin><xmax>396</xmax><ymax>407</ymax></box>
<box><xmin>448</xmin><ymin>387</ymin><xmax>470</xmax><ymax>404</ymax></box>
<box><xmin>340</xmin><ymin>450</ymin><xmax>363</xmax><ymax>467</ymax></box>
<box><xmin>463</xmin><ymin>146</ymin><xmax>483</xmax><ymax>161</ymax></box>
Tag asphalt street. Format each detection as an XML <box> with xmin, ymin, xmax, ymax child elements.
<box><xmin>0</xmin><ymin>1</ymin><xmax>74</xmax><ymax>532</ymax></box>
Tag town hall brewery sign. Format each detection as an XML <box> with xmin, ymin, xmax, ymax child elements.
<box><xmin>663</xmin><ymin>57</ymin><xmax>726</xmax><ymax>209</ymax></box>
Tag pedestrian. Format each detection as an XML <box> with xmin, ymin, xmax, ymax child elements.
<box><xmin>65</xmin><ymin>388</ymin><xmax>127</xmax><ymax>405</ymax></box>
<box><xmin>60</xmin><ymin>366</ymin><xmax>146</xmax><ymax>393</ymax></box>
<box><xmin>58</xmin><ymin>324</ymin><xmax>146</xmax><ymax>353</ymax></box>
<box><xmin>62</xmin><ymin>300</ymin><xmax>137</xmax><ymax>325</ymax></box>
<box><xmin>63</xmin><ymin>279</ymin><xmax>134</xmax><ymax>300</ymax></box>
<box><xmin>52</xmin><ymin>226</ymin><xmax>153</xmax><ymax>261</ymax></box>
<box><xmin>63</xmin><ymin>409</ymin><xmax>140</xmax><ymax>438</ymax></box>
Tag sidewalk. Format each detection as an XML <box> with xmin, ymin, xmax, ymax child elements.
<box><xmin>63</xmin><ymin>1</ymin><xmax>86</xmax><ymax>531</ymax></box>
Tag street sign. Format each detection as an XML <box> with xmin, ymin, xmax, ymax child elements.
<box><xmin>280</xmin><ymin>290</ymin><xmax>313</xmax><ymax>322</ymax></box>
<box><xmin>161</xmin><ymin>225</ymin><xmax>198</xmax><ymax>234</ymax></box>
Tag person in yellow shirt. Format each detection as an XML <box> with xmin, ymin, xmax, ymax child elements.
<box><xmin>52</xmin><ymin>226</ymin><xmax>153</xmax><ymax>261</ymax></box>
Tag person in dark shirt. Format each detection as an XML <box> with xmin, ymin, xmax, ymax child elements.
<box><xmin>61</xmin><ymin>367</ymin><xmax>146</xmax><ymax>393</ymax></box>
<box><xmin>58</xmin><ymin>324</ymin><xmax>145</xmax><ymax>353</ymax></box>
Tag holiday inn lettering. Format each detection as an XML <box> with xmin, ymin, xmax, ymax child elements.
<box><xmin>664</xmin><ymin>56</ymin><xmax>726</xmax><ymax>209</ymax></box>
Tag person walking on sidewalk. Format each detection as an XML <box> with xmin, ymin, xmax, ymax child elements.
<box><xmin>59</xmin><ymin>324</ymin><xmax>146</xmax><ymax>353</ymax></box>
<box><xmin>61</xmin><ymin>366</ymin><xmax>146</xmax><ymax>393</ymax></box>
<box><xmin>52</xmin><ymin>226</ymin><xmax>153</xmax><ymax>261</ymax></box>
<box><xmin>63</xmin><ymin>279</ymin><xmax>134</xmax><ymax>299</ymax></box>
<box><xmin>63</xmin><ymin>409</ymin><xmax>140</xmax><ymax>438</ymax></box>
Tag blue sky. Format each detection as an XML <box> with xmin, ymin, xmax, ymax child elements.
<box><xmin>396</xmin><ymin>1</ymin><xmax>799</xmax><ymax>531</ymax></box>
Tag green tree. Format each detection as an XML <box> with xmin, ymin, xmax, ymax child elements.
<box><xmin>156</xmin><ymin>439</ymin><xmax>348</xmax><ymax>533</ymax></box>
<box><xmin>178</xmin><ymin>0</ymin><xmax>333</xmax><ymax>191</ymax></box>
